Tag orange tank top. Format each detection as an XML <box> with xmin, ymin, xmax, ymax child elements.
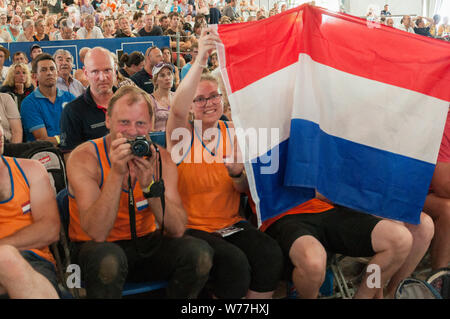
<box><xmin>0</xmin><ymin>156</ymin><xmax>55</xmax><ymax>264</ymax></box>
<box><xmin>68</xmin><ymin>136</ymin><xmax>157</xmax><ymax>242</ymax></box>
<box><xmin>177</xmin><ymin>121</ymin><xmax>243</xmax><ymax>233</ymax></box>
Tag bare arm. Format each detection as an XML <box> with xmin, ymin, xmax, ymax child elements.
<box><xmin>67</xmin><ymin>140</ymin><xmax>126</xmax><ymax>242</ymax></box>
<box><xmin>31</xmin><ymin>127</ymin><xmax>59</xmax><ymax>146</ymax></box>
<box><xmin>8</xmin><ymin>118</ymin><xmax>23</xmax><ymax>143</ymax></box>
<box><xmin>0</xmin><ymin>159</ymin><xmax>60</xmax><ymax>249</ymax></box>
<box><xmin>166</xmin><ymin>28</ymin><xmax>221</xmax><ymax>151</ymax></box>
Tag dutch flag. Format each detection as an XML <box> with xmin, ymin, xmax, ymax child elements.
<box><xmin>21</xmin><ymin>201</ymin><xmax>31</xmax><ymax>215</ymax></box>
<box><xmin>216</xmin><ymin>4</ymin><xmax>450</xmax><ymax>226</ymax></box>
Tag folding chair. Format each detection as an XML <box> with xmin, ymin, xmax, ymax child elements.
<box><xmin>56</xmin><ymin>188</ymin><xmax>168</xmax><ymax>298</ymax></box>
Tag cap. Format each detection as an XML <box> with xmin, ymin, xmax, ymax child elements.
<box><xmin>152</xmin><ymin>62</ymin><xmax>174</xmax><ymax>77</ymax></box>
<box><xmin>0</xmin><ymin>45</ymin><xmax>10</xmax><ymax>60</ymax></box>
<box><xmin>30</xmin><ymin>44</ymin><xmax>41</xmax><ymax>54</ymax></box>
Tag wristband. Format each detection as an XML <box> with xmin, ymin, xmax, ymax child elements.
<box><xmin>55</xmin><ymin>135</ymin><xmax>60</xmax><ymax>145</ymax></box>
<box><xmin>143</xmin><ymin>179</ymin><xmax>155</xmax><ymax>194</ymax></box>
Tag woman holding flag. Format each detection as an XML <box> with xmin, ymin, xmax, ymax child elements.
<box><xmin>166</xmin><ymin>28</ymin><xmax>283</xmax><ymax>299</ymax></box>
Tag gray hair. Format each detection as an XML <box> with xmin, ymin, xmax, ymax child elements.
<box><xmin>53</xmin><ymin>49</ymin><xmax>74</xmax><ymax>63</ymax></box>
<box><xmin>23</xmin><ymin>19</ymin><xmax>34</xmax><ymax>29</ymax></box>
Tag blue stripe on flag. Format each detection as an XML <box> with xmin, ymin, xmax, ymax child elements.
<box><xmin>250</xmin><ymin>139</ymin><xmax>315</xmax><ymax>224</ymax></box>
<box><xmin>284</xmin><ymin>119</ymin><xmax>434</xmax><ymax>224</ymax></box>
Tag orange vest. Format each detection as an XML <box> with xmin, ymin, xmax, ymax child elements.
<box><xmin>177</xmin><ymin>121</ymin><xmax>243</xmax><ymax>233</ymax></box>
<box><xmin>68</xmin><ymin>137</ymin><xmax>156</xmax><ymax>242</ymax></box>
<box><xmin>0</xmin><ymin>156</ymin><xmax>55</xmax><ymax>264</ymax></box>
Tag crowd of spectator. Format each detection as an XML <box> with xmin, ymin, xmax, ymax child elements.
<box><xmin>0</xmin><ymin>0</ymin><xmax>449</xmax><ymax>300</ymax></box>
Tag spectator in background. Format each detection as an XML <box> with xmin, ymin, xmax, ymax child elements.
<box><xmin>7</xmin><ymin>15</ymin><xmax>22</xmax><ymax>42</ymax></box>
<box><xmin>164</xmin><ymin>12</ymin><xmax>192</xmax><ymax>53</ymax></box>
<box><xmin>115</xmin><ymin>14</ymin><xmax>136</xmax><ymax>37</ymax></box>
<box><xmin>130</xmin><ymin>46</ymin><xmax>163</xmax><ymax>94</ymax></box>
<box><xmin>398</xmin><ymin>15</ymin><xmax>415</xmax><ymax>33</ymax></box>
<box><xmin>138</xmin><ymin>13</ymin><xmax>163</xmax><ymax>36</ymax></box>
<box><xmin>223</xmin><ymin>0</ymin><xmax>241</xmax><ymax>20</ymax></box>
<box><xmin>20</xmin><ymin>53</ymin><xmax>75</xmax><ymax>146</ymax></box>
<box><xmin>33</xmin><ymin>18</ymin><xmax>49</xmax><ymax>41</ymax></box>
<box><xmin>180</xmin><ymin>42</ymin><xmax>198</xmax><ymax>81</ymax></box>
<box><xmin>0</xmin><ymin>63</ymin><xmax>34</xmax><ymax>112</ymax></box>
<box><xmin>77</xmin><ymin>14</ymin><xmax>104</xmax><ymax>39</ymax></box>
<box><xmin>132</xmin><ymin>11</ymin><xmax>144</xmax><ymax>35</ymax></box>
<box><xmin>196</xmin><ymin>0</ymin><xmax>210</xmax><ymax>21</ymax></box>
<box><xmin>17</xmin><ymin>19</ymin><xmax>34</xmax><ymax>42</ymax></box>
<box><xmin>386</xmin><ymin>17</ymin><xmax>394</xmax><ymax>27</ymax></box>
<box><xmin>45</xmin><ymin>15</ymin><xmax>58</xmax><ymax>40</ymax></box>
<box><xmin>54</xmin><ymin>49</ymin><xmax>85</xmax><ymax>98</ymax></box>
<box><xmin>74</xmin><ymin>47</ymin><xmax>90</xmax><ymax>88</ymax></box>
<box><xmin>380</xmin><ymin>4</ymin><xmax>391</xmax><ymax>16</ymax></box>
<box><xmin>209</xmin><ymin>2</ymin><xmax>222</xmax><ymax>24</ymax></box>
<box><xmin>80</xmin><ymin>0</ymin><xmax>95</xmax><ymax>16</ymax></box>
<box><xmin>0</xmin><ymin>93</ymin><xmax>22</xmax><ymax>143</ymax></box>
<box><xmin>60</xmin><ymin>47</ymin><xmax>116</xmax><ymax>158</ymax></box>
<box><xmin>413</xmin><ymin>16</ymin><xmax>434</xmax><ymax>37</ymax></box>
<box><xmin>12</xmin><ymin>52</ymin><xmax>28</xmax><ymax>65</ymax></box>
<box><xmin>162</xmin><ymin>46</ymin><xmax>181</xmax><ymax>89</ymax></box>
<box><xmin>438</xmin><ymin>16</ymin><xmax>449</xmax><ymax>37</ymax></box>
<box><xmin>0</xmin><ymin>45</ymin><xmax>9</xmax><ymax>85</ymax></box>
<box><xmin>150</xmin><ymin>62</ymin><xmax>175</xmax><ymax>131</ymax></box>
<box><xmin>28</xmin><ymin>44</ymin><xmax>42</xmax><ymax>72</ymax></box>
<box><xmin>53</xmin><ymin>18</ymin><xmax>74</xmax><ymax>40</ymax></box>
<box><xmin>118</xmin><ymin>51</ymin><xmax>145</xmax><ymax>78</ymax></box>
<box><xmin>159</xmin><ymin>15</ymin><xmax>170</xmax><ymax>32</ymax></box>
<box><xmin>102</xmin><ymin>18</ymin><xmax>116</xmax><ymax>38</ymax></box>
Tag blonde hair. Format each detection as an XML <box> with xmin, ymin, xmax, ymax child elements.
<box><xmin>3</xmin><ymin>63</ymin><xmax>32</xmax><ymax>88</ymax></box>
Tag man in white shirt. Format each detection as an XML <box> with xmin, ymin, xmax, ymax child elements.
<box><xmin>76</xmin><ymin>15</ymin><xmax>104</xmax><ymax>39</ymax></box>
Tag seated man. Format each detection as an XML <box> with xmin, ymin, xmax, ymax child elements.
<box><xmin>20</xmin><ymin>53</ymin><xmax>76</xmax><ymax>146</ymax></box>
<box><xmin>423</xmin><ymin>108</ymin><xmax>450</xmax><ymax>270</ymax></box>
<box><xmin>0</xmin><ymin>123</ymin><xmax>60</xmax><ymax>298</ymax></box>
<box><xmin>263</xmin><ymin>195</ymin><xmax>414</xmax><ymax>299</ymax></box>
<box><xmin>66</xmin><ymin>85</ymin><xmax>213</xmax><ymax>298</ymax></box>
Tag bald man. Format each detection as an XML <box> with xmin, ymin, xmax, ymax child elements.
<box><xmin>60</xmin><ymin>47</ymin><xmax>117</xmax><ymax>160</ymax></box>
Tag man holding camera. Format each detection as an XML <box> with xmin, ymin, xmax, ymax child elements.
<box><xmin>66</xmin><ymin>85</ymin><xmax>213</xmax><ymax>298</ymax></box>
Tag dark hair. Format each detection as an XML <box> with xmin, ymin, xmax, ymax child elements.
<box><xmin>168</xmin><ymin>12</ymin><xmax>180</xmax><ymax>19</ymax></box>
<box><xmin>32</xmin><ymin>53</ymin><xmax>55</xmax><ymax>73</ymax></box>
<box><xmin>133</xmin><ymin>11</ymin><xmax>143</xmax><ymax>22</ymax></box>
<box><xmin>161</xmin><ymin>46</ymin><xmax>173</xmax><ymax>62</ymax></box>
<box><xmin>119</xmin><ymin>51</ymin><xmax>144</xmax><ymax>68</ymax></box>
<box><xmin>183</xmin><ymin>22</ymin><xmax>192</xmax><ymax>33</ymax></box>
<box><xmin>159</xmin><ymin>15</ymin><xmax>168</xmax><ymax>23</ymax></box>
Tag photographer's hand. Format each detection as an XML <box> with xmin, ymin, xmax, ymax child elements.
<box><xmin>109</xmin><ymin>132</ymin><xmax>133</xmax><ymax>176</ymax></box>
<box><xmin>130</xmin><ymin>143</ymin><xmax>157</xmax><ymax>189</ymax></box>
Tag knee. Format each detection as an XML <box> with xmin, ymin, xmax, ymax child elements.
<box><xmin>179</xmin><ymin>237</ymin><xmax>214</xmax><ymax>278</ymax></box>
<box><xmin>0</xmin><ymin>245</ymin><xmax>23</xmax><ymax>274</ymax></box>
<box><xmin>291</xmin><ymin>247</ymin><xmax>327</xmax><ymax>283</ymax></box>
<box><xmin>415</xmin><ymin>213</ymin><xmax>435</xmax><ymax>244</ymax></box>
<box><xmin>82</xmin><ymin>243</ymin><xmax>128</xmax><ymax>285</ymax></box>
<box><xmin>382</xmin><ymin>223</ymin><xmax>413</xmax><ymax>257</ymax></box>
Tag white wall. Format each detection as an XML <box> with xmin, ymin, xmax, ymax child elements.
<box><xmin>345</xmin><ymin>0</ymin><xmax>423</xmax><ymax>17</ymax></box>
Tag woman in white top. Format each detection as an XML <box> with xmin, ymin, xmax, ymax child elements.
<box><xmin>398</xmin><ymin>15</ymin><xmax>415</xmax><ymax>33</ymax></box>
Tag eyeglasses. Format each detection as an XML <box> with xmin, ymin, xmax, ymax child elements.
<box><xmin>154</xmin><ymin>62</ymin><xmax>172</xmax><ymax>68</ymax></box>
<box><xmin>193</xmin><ymin>93</ymin><xmax>222</xmax><ymax>107</ymax></box>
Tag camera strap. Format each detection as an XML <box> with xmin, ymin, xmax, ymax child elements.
<box><xmin>127</xmin><ymin>173</ymin><xmax>138</xmax><ymax>241</ymax></box>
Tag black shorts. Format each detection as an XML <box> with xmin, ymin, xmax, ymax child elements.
<box><xmin>265</xmin><ymin>206</ymin><xmax>381</xmax><ymax>276</ymax></box>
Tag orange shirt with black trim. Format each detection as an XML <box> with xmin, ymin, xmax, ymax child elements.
<box><xmin>0</xmin><ymin>156</ymin><xmax>55</xmax><ymax>264</ymax></box>
<box><xmin>246</xmin><ymin>192</ymin><xmax>334</xmax><ymax>232</ymax></box>
<box><xmin>68</xmin><ymin>136</ymin><xmax>156</xmax><ymax>242</ymax></box>
<box><xmin>177</xmin><ymin>121</ymin><xmax>243</xmax><ymax>233</ymax></box>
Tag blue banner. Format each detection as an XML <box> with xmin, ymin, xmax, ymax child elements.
<box><xmin>0</xmin><ymin>36</ymin><xmax>170</xmax><ymax>68</ymax></box>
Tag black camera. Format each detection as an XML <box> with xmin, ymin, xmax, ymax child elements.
<box><xmin>128</xmin><ymin>136</ymin><xmax>151</xmax><ymax>157</ymax></box>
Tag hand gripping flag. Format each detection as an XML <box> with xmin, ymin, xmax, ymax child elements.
<box><xmin>215</xmin><ymin>4</ymin><xmax>450</xmax><ymax>227</ymax></box>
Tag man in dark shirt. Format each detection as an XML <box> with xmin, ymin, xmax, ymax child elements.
<box><xmin>130</xmin><ymin>46</ymin><xmax>163</xmax><ymax>94</ymax></box>
<box><xmin>138</xmin><ymin>13</ymin><xmax>163</xmax><ymax>36</ymax></box>
<box><xmin>380</xmin><ymin>4</ymin><xmax>391</xmax><ymax>16</ymax></box>
<box><xmin>164</xmin><ymin>12</ymin><xmax>191</xmax><ymax>52</ymax></box>
<box><xmin>60</xmin><ymin>47</ymin><xmax>116</xmax><ymax>159</ymax></box>
<box><xmin>115</xmin><ymin>15</ymin><xmax>136</xmax><ymax>38</ymax></box>
<box><xmin>414</xmin><ymin>17</ymin><xmax>434</xmax><ymax>37</ymax></box>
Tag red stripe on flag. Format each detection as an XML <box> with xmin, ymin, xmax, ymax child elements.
<box><xmin>218</xmin><ymin>5</ymin><xmax>450</xmax><ymax>101</ymax></box>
